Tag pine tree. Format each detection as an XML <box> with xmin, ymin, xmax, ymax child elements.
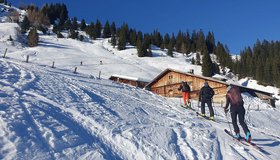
<box><xmin>129</xmin><ymin>29</ymin><xmax>137</xmax><ymax>46</ymax></box>
<box><xmin>103</xmin><ymin>21</ymin><xmax>111</xmax><ymax>38</ymax></box>
<box><xmin>143</xmin><ymin>34</ymin><xmax>151</xmax><ymax>53</ymax></box>
<box><xmin>59</xmin><ymin>4</ymin><xmax>68</xmax><ymax>25</ymax></box>
<box><xmin>117</xmin><ymin>27</ymin><xmax>126</xmax><ymax>50</ymax></box>
<box><xmin>152</xmin><ymin>30</ymin><xmax>162</xmax><ymax>48</ymax></box>
<box><xmin>175</xmin><ymin>30</ymin><xmax>184</xmax><ymax>53</ymax></box>
<box><xmin>143</xmin><ymin>34</ymin><xmax>152</xmax><ymax>57</ymax></box>
<box><xmin>20</xmin><ymin>16</ymin><xmax>30</xmax><ymax>33</ymax></box>
<box><xmin>28</xmin><ymin>28</ymin><xmax>39</xmax><ymax>47</ymax></box>
<box><xmin>85</xmin><ymin>22</ymin><xmax>98</xmax><ymax>40</ymax></box>
<box><xmin>167</xmin><ymin>41</ymin><xmax>173</xmax><ymax>57</ymax></box>
<box><xmin>95</xmin><ymin>19</ymin><xmax>102</xmax><ymax>38</ymax></box>
<box><xmin>69</xmin><ymin>28</ymin><xmax>78</xmax><ymax>39</ymax></box>
<box><xmin>196</xmin><ymin>53</ymin><xmax>201</xmax><ymax>65</ymax></box>
<box><xmin>206</xmin><ymin>31</ymin><xmax>215</xmax><ymax>53</ymax></box>
<box><xmin>111</xmin><ymin>34</ymin><xmax>117</xmax><ymax>48</ymax></box>
<box><xmin>163</xmin><ymin>33</ymin><xmax>170</xmax><ymax>49</ymax></box>
<box><xmin>80</xmin><ymin>19</ymin><xmax>86</xmax><ymax>31</ymax></box>
<box><xmin>196</xmin><ymin>30</ymin><xmax>206</xmax><ymax>53</ymax></box>
<box><xmin>170</xmin><ymin>33</ymin><xmax>176</xmax><ymax>49</ymax></box>
<box><xmin>64</xmin><ymin>19</ymin><xmax>71</xmax><ymax>30</ymax></box>
<box><xmin>110</xmin><ymin>22</ymin><xmax>116</xmax><ymax>36</ymax></box>
<box><xmin>190</xmin><ymin>30</ymin><xmax>197</xmax><ymax>52</ymax></box>
<box><xmin>185</xmin><ymin>31</ymin><xmax>191</xmax><ymax>54</ymax></box>
<box><xmin>71</xmin><ymin>17</ymin><xmax>78</xmax><ymax>30</ymax></box>
<box><xmin>181</xmin><ymin>42</ymin><xmax>187</xmax><ymax>55</ymax></box>
<box><xmin>264</xmin><ymin>59</ymin><xmax>272</xmax><ymax>85</ymax></box>
<box><xmin>202</xmin><ymin>52</ymin><xmax>214</xmax><ymax>77</ymax></box>
<box><xmin>136</xmin><ymin>38</ymin><xmax>145</xmax><ymax>57</ymax></box>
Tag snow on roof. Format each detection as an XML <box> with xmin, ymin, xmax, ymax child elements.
<box><xmin>110</xmin><ymin>74</ymin><xmax>151</xmax><ymax>83</ymax></box>
<box><xmin>212</xmin><ymin>74</ymin><xmax>228</xmax><ymax>81</ymax></box>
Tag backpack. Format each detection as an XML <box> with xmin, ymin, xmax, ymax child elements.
<box><xmin>227</xmin><ymin>86</ymin><xmax>243</xmax><ymax>106</ymax></box>
<box><xmin>201</xmin><ymin>86</ymin><xmax>214</xmax><ymax>100</ymax></box>
<box><xmin>182</xmin><ymin>82</ymin><xmax>190</xmax><ymax>92</ymax></box>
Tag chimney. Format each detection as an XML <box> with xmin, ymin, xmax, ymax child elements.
<box><xmin>189</xmin><ymin>69</ymin><xmax>194</xmax><ymax>74</ymax></box>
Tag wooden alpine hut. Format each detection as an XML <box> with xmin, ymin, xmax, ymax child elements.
<box><xmin>145</xmin><ymin>68</ymin><xmax>275</xmax><ymax>106</ymax></box>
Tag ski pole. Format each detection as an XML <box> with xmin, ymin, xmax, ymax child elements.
<box><xmin>225</xmin><ymin>111</ymin><xmax>233</xmax><ymax>135</ymax></box>
<box><xmin>179</xmin><ymin>96</ymin><xmax>182</xmax><ymax>106</ymax></box>
<box><xmin>212</xmin><ymin>98</ymin><xmax>217</xmax><ymax>116</ymax></box>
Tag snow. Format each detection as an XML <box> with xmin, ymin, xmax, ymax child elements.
<box><xmin>1</xmin><ymin>6</ymin><xmax>280</xmax><ymax>159</ymax></box>
<box><xmin>239</xmin><ymin>78</ymin><xmax>280</xmax><ymax>105</ymax></box>
<box><xmin>110</xmin><ymin>74</ymin><xmax>151</xmax><ymax>83</ymax></box>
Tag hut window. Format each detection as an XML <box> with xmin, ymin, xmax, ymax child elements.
<box><xmin>169</xmin><ymin>75</ymin><xmax>173</xmax><ymax>79</ymax></box>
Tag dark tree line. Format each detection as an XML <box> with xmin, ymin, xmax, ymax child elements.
<box><xmin>232</xmin><ymin>40</ymin><xmax>280</xmax><ymax>87</ymax></box>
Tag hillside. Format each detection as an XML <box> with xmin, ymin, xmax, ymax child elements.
<box><xmin>1</xmin><ymin>5</ymin><xmax>280</xmax><ymax>160</ymax></box>
<box><xmin>1</xmin><ymin>55</ymin><xmax>280</xmax><ymax>160</ymax></box>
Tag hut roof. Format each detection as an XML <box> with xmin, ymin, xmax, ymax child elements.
<box><xmin>109</xmin><ymin>74</ymin><xmax>151</xmax><ymax>83</ymax></box>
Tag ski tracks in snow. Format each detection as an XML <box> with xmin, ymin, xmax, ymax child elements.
<box><xmin>1</xmin><ymin>59</ymin><xmax>278</xmax><ymax>159</ymax></box>
<box><xmin>0</xmin><ymin>60</ymin><xmax>121</xmax><ymax>159</ymax></box>
<box><xmin>0</xmin><ymin>59</ymin><xmax>218</xmax><ymax>159</ymax></box>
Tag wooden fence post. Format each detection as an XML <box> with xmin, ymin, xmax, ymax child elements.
<box><xmin>98</xmin><ymin>71</ymin><xmax>101</xmax><ymax>79</ymax></box>
<box><xmin>3</xmin><ymin>48</ymin><xmax>7</xmax><ymax>58</ymax></box>
<box><xmin>26</xmin><ymin>55</ymin><xmax>29</xmax><ymax>63</ymax></box>
<box><xmin>74</xmin><ymin>67</ymin><xmax>77</xmax><ymax>73</ymax></box>
<box><xmin>52</xmin><ymin>61</ymin><xmax>55</xmax><ymax>68</ymax></box>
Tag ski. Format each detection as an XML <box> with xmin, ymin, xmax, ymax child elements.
<box><xmin>180</xmin><ymin>105</ymin><xmax>196</xmax><ymax>111</ymax></box>
<box><xmin>224</xmin><ymin>129</ymin><xmax>249</xmax><ymax>145</ymax></box>
<box><xmin>224</xmin><ymin>129</ymin><xmax>269</xmax><ymax>155</ymax></box>
<box><xmin>180</xmin><ymin>104</ymin><xmax>216</xmax><ymax>122</ymax></box>
<box><xmin>196</xmin><ymin>112</ymin><xmax>216</xmax><ymax>122</ymax></box>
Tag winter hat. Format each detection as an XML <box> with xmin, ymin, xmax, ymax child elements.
<box><xmin>204</xmin><ymin>81</ymin><xmax>208</xmax><ymax>86</ymax></box>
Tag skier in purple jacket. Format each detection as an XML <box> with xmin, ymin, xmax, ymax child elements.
<box><xmin>224</xmin><ymin>85</ymin><xmax>251</xmax><ymax>142</ymax></box>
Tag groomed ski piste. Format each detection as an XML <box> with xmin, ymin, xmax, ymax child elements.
<box><xmin>1</xmin><ymin>5</ymin><xmax>280</xmax><ymax>160</ymax></box>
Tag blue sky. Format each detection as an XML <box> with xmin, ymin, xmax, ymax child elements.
<box><xmin>9</xmin><ymin>0</ymin><xmax>280</xmax><ymax>54</ymax></box>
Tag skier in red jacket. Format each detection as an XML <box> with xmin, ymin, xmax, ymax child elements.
<box><xmin>178</xmin><ymin>81</ymin><xmax>191</xmax><ymax>107</ymax></box>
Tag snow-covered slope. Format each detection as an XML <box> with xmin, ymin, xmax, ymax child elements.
<box><xmin>1</xmin><ymin>58</ymin><xmax>280</xmax><ymax>160</ymax></box>
<box><xmin>1</xmin><ymin>22</ymin><xmax>202</xmax><ymax>82</ymax></box>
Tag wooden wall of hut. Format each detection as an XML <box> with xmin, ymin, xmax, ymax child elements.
<box><xmin>150</xmin><ymin>70</ymin><xmax>228</xmax><ymax>103</ymax></box>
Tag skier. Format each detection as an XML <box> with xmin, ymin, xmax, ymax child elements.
<box><xmin>178</xmin><ymin>81</ymin><xmax>191</xmax><ymax>107</ymax></box>
<box><xmin>198</xmin><ymin>81</ymin><xmax>215</xmax><ymax>120</ymax></box>
<box><xmin>224</xmin><ymin>85</ymin><xmax>251</xmax><ymax>142</ymax></box>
